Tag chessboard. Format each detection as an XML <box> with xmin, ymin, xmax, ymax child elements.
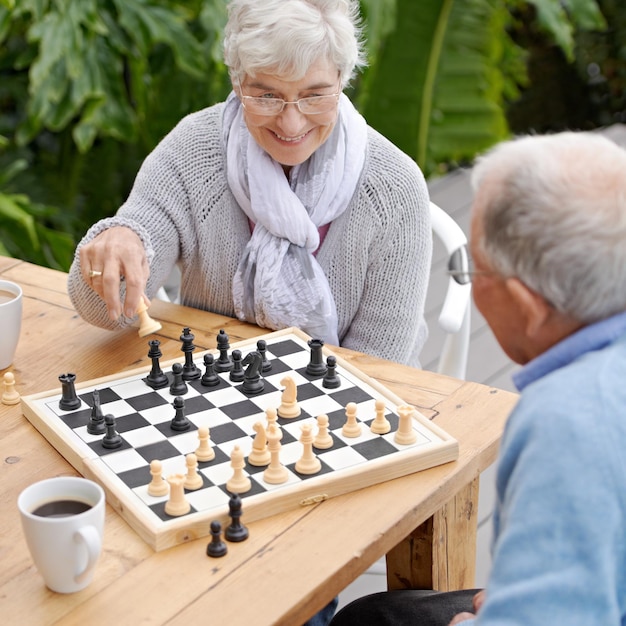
<box><xmin>21</xmin><ymin>327</ymin><xmax>458</xmax><ymax>551</ymax></box>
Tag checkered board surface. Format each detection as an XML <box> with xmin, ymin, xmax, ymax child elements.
<box><xmin>21</xmin><ymin>328</ymin><xmax>458</xmax><ymax>551</ymax></box>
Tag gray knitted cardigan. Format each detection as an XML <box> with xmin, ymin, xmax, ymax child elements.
<box><xmin>68</xmin><ymin>102</ymin><xmax>432</xmax><ymax>367</ymax></box>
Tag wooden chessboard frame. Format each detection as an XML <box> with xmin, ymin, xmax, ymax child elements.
<box><xmin>21</xmin><ymin>328</ymin><xmax>459</xmax><ymax>551</ymax></box>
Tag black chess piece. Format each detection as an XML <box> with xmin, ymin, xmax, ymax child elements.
<box><xmin>322</xmin><ymin>355</ymin><xmax>341</xmax><ymax>389</ymax></box>
<box><xmin>180</xmin><ymin>327</ymin><xmax>201</xmax><ymax>381</ymax></box>
<box><xmin>102</xmin><ymin>414</ymin><xmax>122</xmax><ymax>449</ymax></box>
<box><xmin>145</xmin><ymin>339</ymin><xmax>169</xmax><ymax>389</ymax></box>
<box><xmin>257</xmin><ymin>339</ymin><xmax>272</xmax><ymax>373</ymax></box>
<box><xmin>241</xmin><ymin>351</ymin><xmax>265</xmax><ymax>395</ymax></box>
<box><xmin>306</xmin><ymin>339</ymin><xmax>327</xmax><ymax>377</ymax></box>
<box><xmin>87</xmin><ymin>389</ymin><xmax>106</xmax><ymax>435</ymax></box>
<box><xmin>206</xmin><ymin>520</ymin><xmax>228</xmax><ymax>557</ymax></box>
<box><xmin>214</xmin><ymin>329</ymin><xmax>232</xmax><ymax>373</ymax></box>
<box><xmin>170</xmin><ymin>396</ymin><xmax>191</xmax><ymax>432</ymax></box>
<box><xmin>169</xmin><ymin>363</ymin><xmax>188</xmax><ymax>395</ymax></box>
<box><xmin>229</xmin><ymin>349</ymin><xmax>245</xmax><ymax>383</ymax></box>
<box><xmin>225</xmin><ymin>493</ymin><xmax>249</xmax><ymax>542</ymax></box>
<box><xmin>201</xmin><ymin>353</ymin><xmax>220</xmax><ymax>387</ymax></box>
<box><xmin>58</xmin><ymin>372</ymin><xmax>81</xmax><ymax>411</ymax></box>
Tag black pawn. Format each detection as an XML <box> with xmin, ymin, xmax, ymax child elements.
<box><xmin>169</xmin><ymin>363</ymin><xmax>188</xmax><ymax>395</ymax></box>
<box><xmin>58</xmin><ymin>373</ymin><xmax>81</xmax><ymax>411</ymax></box>
<box><xmin>102</xmin><ymin>414</ymin><xmax>122</xmax><ymax>449</ymax></box>
<box><xmin>306</xmin><ymin>339</ymin><xmax>327</xmax><ymax>377</ymax></box>
<box><xmin>207</xmin><ymin>520</ymin><xmax>228</xmax><ymax>557</ymax></box>
<box><xmin>215</xmin><ymin>329</ymin><xmax>232</xmax><ymax>373</ymax></box>
<box><xmin>322</xmin><ymin>355</ymin><xmax>341</xmax><ymax>389</ymax></box>
<box><xmin>257</xmin><ymin>339</ymin><xmax>272</xmax><ymax>373</ymax></box>
<box><xmin>145</xmin><ymin>339</ymin><xmax>169</xmax><ymax>389</ymax></box>
<box><xmin>87</xmin><ymin>389</ymin><xmax>106</xmax><ymax>435</ymax></box>
<box><xmin>225</xmin><ymin>493</ymin><xmax>249</xmax><ymax>542</ymax></box>
<box><xmin>180</xmin><ymin>327</ymin><xmax>201</xmax><ymax>381</ymax></box>
<box><xmin>229</xmin><ymin>349</ymin><xmax>244</xmax><ymax>382</ymax></box>
<box><xmin>170</xmin><ymin>396</ymin><xmax>190</xmax><ymax>432</ymax></box>
<box><xmin>201</xmin><ymin>353</ymin><xmax>220</xmax><ymax>387</ymax></box>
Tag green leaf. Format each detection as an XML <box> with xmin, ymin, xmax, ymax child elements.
<box><xmin>0</xmin><ymin>193</ymin><xmax>39</xmax><ymax>248</ymax></box>
<box><xmin>564</xmin><ymin>0</ymin><xmax>607</xmax><ymax>31</ymax></box>
<box><xmin>361</xmin><ymin>0</ymin><xmax>509</xmax><ymax>173</ymax></box>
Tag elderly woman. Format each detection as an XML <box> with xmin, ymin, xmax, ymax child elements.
<box><xmin>68</xmin><ymin>0</ymin><xmax>432</xmax><ymax>367</ymax></box>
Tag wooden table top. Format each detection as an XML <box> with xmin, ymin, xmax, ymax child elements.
<box><xmin>0</xmin><ymin>257</ymin><xmax>518</xmax><ymax>625</ymax></box>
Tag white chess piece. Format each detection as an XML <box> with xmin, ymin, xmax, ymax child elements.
<box><xmin>248</xmin><ymin>422</ymin><xmax>271</xmax><ymax>466</ymax></box>
<box><xmin>195</xmin><ymin>425</ymin><xmax>215</xmax><ymax>462</ymax></box>
<box><xmin>394</xmin><ymin>404</ymin><xmax>418</xmax><ymax>445</ymax></box>
<box><xmin>263</xmin><ymin>425</ymin><xmax>289</xmax><ymax>484</ymax></box>
<box><xmin>2</xmin><ymin>371</ymin><xmax>20</xmax><ymax>406</ymax></box>
<box><xmin>147</xmin><ymin>459</ymin><xmax>169</xmax><ymax>497</ymax></box>
<box><xmin>164</xmin><ymin>474</ymin><xmax>190</xmax><ymax>516</ymax></box>
<box><xmin>184</xmin><ymin>453</ymin><xmax>203</xmax><ymax>490</ymax></box>
<box><xmin>342</xmin><ymin>402</ymin><xmax>362</xmax><ymax>437</ymax></box>
<box><xmin>313</xmin><ymin>414</ymin><xmax>333</xmax><ymax>449</ymax></box>
<box><xmin>370</xmin><ymin>398</ymin><xmax>391</xmax><ymax>434</ymax></box>
<box><xmin>295</xmin><ymin>423</ymin><xmax>321</xmax><ymax>474</ymax></box>
<box><xmin>277</xmin><ymin>376</ymin><xmax>300</xmax><ymax>418</ymax></box>
<box><xmin>226</xmin><ymin>445</ymin><xmax>252</xmax><ymax>493</ymax></box>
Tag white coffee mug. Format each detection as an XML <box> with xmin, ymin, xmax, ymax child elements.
<box><xmin>18</xmin><ymin>476</ymin><xmax>105</xmax><ymax>593</ymax></box>
<box><xmin>0</xmin><ymin>279</ymin><xmax>23</xmax><ymax>369</ymax></box>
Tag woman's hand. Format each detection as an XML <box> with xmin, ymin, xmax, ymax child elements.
<box><xmin>79</xmin><ymin>226</ymin><xmax>150</xmax><ymax>321</ymax></box>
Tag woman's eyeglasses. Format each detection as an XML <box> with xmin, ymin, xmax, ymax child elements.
<box><xmin>240</xmin><ymin>93</ymin><xmax>340</xmax><ymax>116</ymax></box>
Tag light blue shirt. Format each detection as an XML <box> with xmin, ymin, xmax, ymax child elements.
<box><xmin>468</xmin><ymin>311</ymin><xmax>626</xmax><ymax>625</ymax></box>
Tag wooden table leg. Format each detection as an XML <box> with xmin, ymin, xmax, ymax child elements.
<box><xmin>385</xmin><ymin>476</ymin><xmax>479</xmax><ymax>591</ymax></box>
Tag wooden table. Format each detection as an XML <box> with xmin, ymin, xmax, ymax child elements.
<box><xmin>0</xmin><ymin>257</ymin><xmax>518</xmax><ymax>625</ymax></box>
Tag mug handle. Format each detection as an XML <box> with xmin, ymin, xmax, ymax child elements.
<box><xmin>73</xmin><ymin>525</ymin><xmax>102</xmax><ymax>585</ymax></box>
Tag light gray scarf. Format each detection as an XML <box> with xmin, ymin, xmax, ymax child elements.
<box><xmin>224</xmin><ymin>91</ymin><xmax>367</xmax><ymax>344</ymax></box>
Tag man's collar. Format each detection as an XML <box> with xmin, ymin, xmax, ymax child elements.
<box><xmin>512</xmin><ymin>311</ymin><xmax>626</xmax><ymax>391</ymax></box>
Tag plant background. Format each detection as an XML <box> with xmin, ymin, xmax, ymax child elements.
<box><xmin>0</xmin><ymin>0</ymin><xmax>624</xmax><ymax>270</ymax></box>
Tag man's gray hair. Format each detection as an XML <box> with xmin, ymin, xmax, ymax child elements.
<box><xmin>223</xmin><ymin>0</ymin><xmax>366</xmax><ymax>88</ymax></box>
<box><xmin>471</xmin><ymin>131</ymin><xmax>626</xmax><ymax>323</ymax></box>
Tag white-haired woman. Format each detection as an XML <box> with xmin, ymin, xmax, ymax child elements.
<box><xmin>68</xmin><ymin>0</ymin><xmax>432</xmax><ymax>367</ymax></box>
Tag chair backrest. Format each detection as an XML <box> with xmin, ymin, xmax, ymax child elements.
<box><xmin>429</xmin><ymin>201</ymin><xmax>472</xmax><ymax>379</ymax></box>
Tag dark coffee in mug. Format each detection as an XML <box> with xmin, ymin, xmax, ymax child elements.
<box><xmin>31</xmin><ymin>499</ymin><xmax>93</xmax><ymax>518</ymax></box>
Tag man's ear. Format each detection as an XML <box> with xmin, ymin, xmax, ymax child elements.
<box><xmin>505</xmin><ymin>277</ymin><xmax>552</xmax><ymax>338</ymax></box>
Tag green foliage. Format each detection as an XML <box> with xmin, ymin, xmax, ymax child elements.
<box><xmin>358</xmin><ymin>0</ymin><xmax>607</xmax><ymax>174</ymax></box>
<box><xmin>0</xmin><ymin>0</ymin><xmax>618</xmax><ymax>270</ymax></box>
<box><xmin>0</xmin><ymin>0</ymin><xmax>230</xmax><ymax>270</ymax></box>
<box><xmin>5</xmin><ymin>0</ymin><xmax>210</xmax><ymax>152</ymax></box>
<box><xmin>0</xmin><ymin>137</ymin><xmax>74</xmax><ymax>268</ymax></box>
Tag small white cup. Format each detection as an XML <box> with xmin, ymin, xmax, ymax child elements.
<box><xmin>18</xmin><ymin>477</ymin><xmax>105</xmax><ymax>593</ymax></box>
<box><xmin>0</xmin><ymin>279</ymin><xmax>23</xmax><ymax>370</ymax></box>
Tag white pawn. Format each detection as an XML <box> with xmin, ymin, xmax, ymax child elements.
<box><xmin>313</xmin><ymin>414</ymin><xmax>333</xmax><ymax>449</ymax></box>
<box><xmin>184</xmin><ymin>453</ymin><xmax>203</xmax><ymax>490</ymax></box>
<box><xmin>147</xmin><ymin>459</ymin><xmax>169</xmax><ymax>497</ymax></box>
<box><xmin>263</xmin><ymin>424</ymin><xmax>289</xmax><ymax>484</ymax></box>
<box><xmin>265</xmin><ymin>407</ymin><xmax>282</xmax><ymax>439</ymax></box>
<box><xmin>248</xmin><ymin>422</ymin><xmax>271</xmax><ymax>466</ymax></box>
<box><xmin>370</xmin><ymin>398</ymin><xmax>391</xmax><ymax>434</ymax></box>
<box><xmin>277</xmin><ymin>375</ymin><xmax>300</xmax><ymax>418</ymax></box>
<box><xmin>2</xmin><ymin>371</ymin><xmax>20</xmax><ymax>405</ymax></box>
<box><xmin>226</xmin><ymin>445</ymin><xmax>252</xmax><ymax>493</ymax></box>
<box><xmin>295</xmin><ymin>423</ymin><xmax>321</xmax><ymax>475</ymax></box>
<box><xmin>342</xmin><ymin>402</ymin><xmax>362</xmax><ymax>437</ymax></box>
<box><xmin>136</xmin><ymin>298</ymin><xmax>162</xmax><ymax>337</ymax></box>
<box><xmin>394</xmin><ymin>404</ymin><xmax>418</xmax><ymax>445</ymax></box>
<box><xmin>164</xmin><ymin>474</ymin><xmax>190</xmax><ymax>516</ymax></box>
<box><xmin>195</xmin><ymin>425</ymin><xmax>215</xmax><ymax>462</ymax></box>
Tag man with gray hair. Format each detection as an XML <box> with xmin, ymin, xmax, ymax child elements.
<box><xmin>331</xmin><ymin>131</ymin><xmax>626</xmax><ymax>625</ymax></box>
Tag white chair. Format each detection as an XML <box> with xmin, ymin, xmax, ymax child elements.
<box><xmin>429</xmin><ymin>201</ymin><xmax>472</xmax><ymax>380</ymax></box>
